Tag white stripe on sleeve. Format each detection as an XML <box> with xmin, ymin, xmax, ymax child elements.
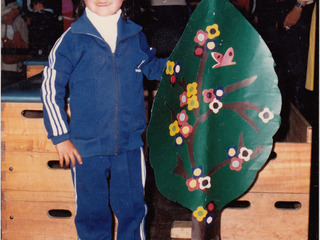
<box><xmin>42</xmin><ymin>29</ymin><xmax>71</xmax><ymax>137</ymax></box>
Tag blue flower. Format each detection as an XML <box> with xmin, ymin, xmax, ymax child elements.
<box><xmin>174</xmin><ymin>134</ymin><xmax>184</xmax><ymax>146</ymax></box>
<box><xmin>205</xmin><ymin>214</ymin><xmax>215</xmax><ymax>225</ymax></box>
<box><xmin>191</xmin><ymin>166</ymin><xmax>203</xmax><ymax>179</ymax></box>
<box><xmin>206</xmin><ymin>39</ymin><xmax>216</xmax><ymax>52</ymax></box>
<box><xmin>214</xmin><ymin>86</ymin><xmax>225</xmax><ymax>100</ymax></box>
<box><xmin>174</xmin><ymin>62</ymin><xmax>182</xmax><ymax>75</ymax></box>
<box><xmin>226</xmin><ymin>146</ymin><xmax>238</xmax><ymax>159</ymax></box>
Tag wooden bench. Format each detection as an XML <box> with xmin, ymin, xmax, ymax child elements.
<box><xmin>23</xmin><ymin>60</ymin><xmax>48</xmax><ymax>79</ymax></box>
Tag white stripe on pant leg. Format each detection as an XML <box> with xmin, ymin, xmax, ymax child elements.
<box><xmin>139</xmin><ymin>147</ymin><xmax>146</xmax><ymax>240</ymax></box>
<box><xmin>140</xmin><ymin>204</ymin><xmax>147</xmax><ymax>240</ymax></box>
<box><xmin>72</xmin><ymin>167</ymin><xmax>81</xmax><ymax>240</ymax></box>
<box><xmin>140</xmin><ymin>147</ymin><xmax>146</xmax><ymax>190</ymax></box>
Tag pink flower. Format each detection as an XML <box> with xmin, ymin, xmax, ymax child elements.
<box><xmin>179</xmin><ymin>92</ymin><xmax>188</xmax><ymax>107</ymax></box>
<box><xmin>177</xmin><ymin>110</ymin><xmax>188</xmax><ymax>125</ymax></box>
<box><xmin>230</xmin><ymin>157</ymin><xmax>243</xmax><ymax>171</ymax></box>
<box><xmin>180</xmin><ymin>122</ymin><xmax>193</xmax><ymax>138</ymax></box>
<box><xmin>194</xmin><ymin>30</ymin><xmax>208</xmax><ymax>46</ymax></box>
<box><xmin>202</xmin><ymin>89</ymin><xmax>215</xmax><ymax>103</ymax></box>
<box><xmin>186</xmin><ymin>178</ymin><xmax>199</xmax><ymax>191</ymax></box>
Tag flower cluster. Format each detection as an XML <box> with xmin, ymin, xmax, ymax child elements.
<box><xmin>227</xmin><ymin>146</ymin><xmax>253</xmax><ymax>171</ymax></box>
<box><xmin>186</xmin><ymin>166</ymin><xmax>211</xmax><ymax>191</ymax></box>
<box><xmin>202</xmin><ymin>86</ymin><xmax>225</xmax><ymax>114</ymax></box>
<box><xmin>194</xmin><ymin>24</ymin><xmax>220</xmax><ymax>57</ymax></box>
<box><xmin>169</xmin><ymin>110</ymin><xmax>193</xmax><ymax>146</ymax></box>
<box><xmin>166</xmin><ymin>60</ymin><xmax>182</xmax><ymax>85</ymax></box>
<box><xmin>180</xmin><ymin>82</ymin><xmax>199</xmax><ymax>111</ymax></box>
<box><xmin>193</xmin><ymin>202</ymin><xmax>216</xmax><ymax>225</ymax></box>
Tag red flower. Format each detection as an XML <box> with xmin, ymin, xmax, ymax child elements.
<box><xmin>230</xmin><ymin>157</ymin><xmax>243</xmax><ymax>171</ymax></box>
<box><xmin>170</xmin><ymin>75</ymin><xmax>176</xmax><ymax>84</ymax></box>
<box><xmin>186</xmin><ymin>178</ymin><xmax>199</xmax><ymax>191</ymax></box>
<box><xmin>206</xmin><ymin>202</ymin><xmax>215</xmax><ymax>212</ymax></box>
<box><xmin>177</xmin><ymin>110</ymin><xmax>188</xmax><ymax>125</ymax></box>
<box><xmin>194</xmin><ymin>46</ymin><xmax>204</xmax><ymax>57</ymax></box>
<box><xmin>180</xmin><ymin>91</ymin><xmax>188</xmax><ymax>107</ymax></box>
<box><xmin>180</xmin><ymin>122</ymin><xmax>193</xmax><ymax>138</ymax></box>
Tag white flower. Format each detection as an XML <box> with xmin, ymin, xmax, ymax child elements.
<box><xmin>259</xmin><ymin>107</ymin><xmax>274</xmax><ymax>123</ymax></box>
<box><xmin>238</xmin><ymin>147</ymin><xmax>253</xmax><ymax>162</ymax></box>
<box><xmin>198</xmin><ymin>176</ymin><xmax>211</xmax><ymax>190</ymax></box>
<box><xmin>209</xmin><ymin>98</ymin><xmax>223</xmax><ymax>114</ymax></box>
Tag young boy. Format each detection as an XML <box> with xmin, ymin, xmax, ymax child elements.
<box><xmin>41</xmin><ymin>0</ymin><xmax>167</xmax><ymax>239</ymax></box>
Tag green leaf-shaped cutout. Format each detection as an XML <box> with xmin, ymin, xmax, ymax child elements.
<box><xmin>147</xmin><ymin>0</ymin><xmax>281</xmax><ymax>212</ymax></box>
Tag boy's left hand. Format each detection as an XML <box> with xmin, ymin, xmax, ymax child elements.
<box><xmin>55</xmin><ymin>140</ymin><xmax>83</xmax><ymax>168</ymax></box>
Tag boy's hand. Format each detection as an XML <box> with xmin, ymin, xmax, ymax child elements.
<box><xmin>55</xmin><ymin>140</ymin><xmax>83</xmax><ymax>167</ymax></box>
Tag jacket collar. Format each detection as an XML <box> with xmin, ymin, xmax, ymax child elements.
<box><xmin>71</xmin><ymin>12</ymin><xmax>142</xmax><ymax>43</ymax></box>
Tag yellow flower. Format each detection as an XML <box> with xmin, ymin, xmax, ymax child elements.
<box><xmin>169</xmin><ymin>120</ymin><xmax>180</xmax><ymax>136</ymax></box>
<box><xmin>193</xmin><ymin>206</ymin><xmax>208</xmax><ymax>222</ymax></box>
<box><xmin>206</xmin><ymin>24</ymin><xmax>220</xmax><ymax>39</ymax></box>
<box><xmin>187</xmin><ymin>82</ymin><xmax>198</xmax><ymax>97</ymax></box>
<box><xmin>187</xmin><ymin>95</ymin><xmax>199</xmax><ymax>111</ymax></box>
<box><xmin>166</xmin><ymin>61</ymin><xmax>175</xmax><ymax>75</ymax></box>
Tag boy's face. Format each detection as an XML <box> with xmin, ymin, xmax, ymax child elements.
<box><xmin>84</xmin><ymin>0</ymin><xmax>124</xmax><ymax>17</ymax></box>
<box><xmin>33</xmin><ymin>2</ymin><xmax>44</xmax><ymax>10</ymax></box>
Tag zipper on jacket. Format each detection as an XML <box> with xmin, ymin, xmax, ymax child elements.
<box><xmin>113</xmin><ymin>53</ymin><xmax>119</xmax><ymax>156</ymax></box>
<box><xmin>87</xmin><ymin>33</ymin><xmax>119</xmax><ymax>155</ymax></box>
<box><xmin>111</xmin><ymin>33</ymin><xmax>141</xmax><ymax>156</ymax></box>
<box><xmin>77</xmin><ymin>29</ymin><xmax>143</xmax><ymax>156</ymax></box>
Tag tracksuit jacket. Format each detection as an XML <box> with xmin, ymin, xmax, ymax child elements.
<box><xmin>41</xmin><ymin>12</ymin><xmax>167</xmax><ymax>157</ymax></box>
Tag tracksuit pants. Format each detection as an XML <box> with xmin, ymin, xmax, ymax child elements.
<box><xmin>71</xmin><ymin>147</ymin><xmax>147</xmax><ymax>240</ymax></box>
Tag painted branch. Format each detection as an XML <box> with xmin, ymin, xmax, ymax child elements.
<box><xmin>165</xmin><ymin>102</ymin><xmax>177</xmax><ymax>122</ymax></box>
<box><xmin>172</xmin><ymin>154</ymin><xmax>191</xmax><ymax>179</ymax></box>
<box><xmin>251</xmin><ymin>144</ymin><xmax>267</xmax><ymax>159</ymax></box>
<box><xmin>171</xmin><ymin>154</ymin><xmax>210</xmax><ymax>194</ymax></box>
<box><xmin>194</xmin><ymin>50</ymin><xmax>209</xmax><ymax>118</ymax></box>
<box><xmin>223</xmin><ymin>101</ymin><xmax>262</xmax><ymax>133</ymax></box>
<box><xmin>185</xmin><ymin>109</ymin><xmax>212</xmax><ymax>168</ymax></box>
<box><xmin>206</xmin><ymin>133</ymin><xmax>265</xmax><ymax>177</ymax></box>
<box><xmin>198</xmin><ymin>109</ymin><xmax>212</xmax><ymax>123</ymax></box>
<box><xmin>176</xmin><ymin>77</ymin><xmax>188</xmax><ymax>91</ymax></box>
<box><xmin>238</xmin><ymin>132</ymin><xmax>244</xmax><ymax>149</ymax></box>
<box><xmin>224</xmin><ymin>75</ymin><xmax>257</xmax><ymax>94</ymax></box>
<box><xmin>207</xmin><ymin>158</ymin><xmax>232</xmax><ymax>177</ymax></box>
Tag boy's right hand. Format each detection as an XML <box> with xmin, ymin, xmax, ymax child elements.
<box><xmin>55</xmin><ymin>140</ymin><xmax>83</xmax><ymax>168</ymax></box>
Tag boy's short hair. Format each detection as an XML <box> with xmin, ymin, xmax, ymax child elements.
<box><xmin>32</xmin><ymin>0</ymin><xmax>48</xmax><ymax>7</ymax></box>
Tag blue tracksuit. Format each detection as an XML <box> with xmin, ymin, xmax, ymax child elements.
<box><xmin>41</xmin><ymin>12</ymin><xmax>166</xmax><ymax>240</ymax></box>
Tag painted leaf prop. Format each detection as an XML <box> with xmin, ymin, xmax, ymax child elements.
<box><xmin>147</xmin><ymin>0</ymin><xmax>281</xmax><ymax>222</ymax></box>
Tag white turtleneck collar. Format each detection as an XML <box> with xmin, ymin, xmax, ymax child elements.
<box><xmin>86</xmin><ymin>7</ymin><xmax>122</xmax><ymax>53</ymax></box>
